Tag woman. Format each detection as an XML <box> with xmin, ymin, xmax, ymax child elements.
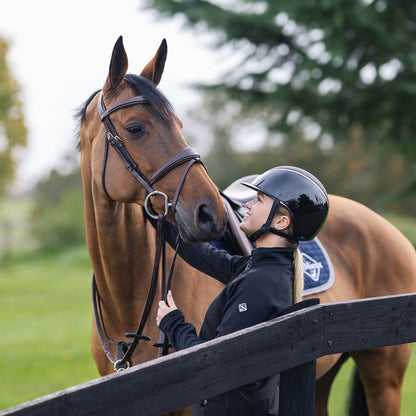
<box><xmin>156</xmin><ymin>166</ymin><xmax>329</xmax><ymax>415</ymax></box>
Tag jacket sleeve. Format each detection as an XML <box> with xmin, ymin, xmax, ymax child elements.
<box><xmin>151</xmin><ymin>217</ymin><xmax>247</xmax><ymax>285</ymax></box>
<box><xmin>159</xmin><ymin>309</ymin><xmax>204</xmax><ymax>351</ymax></box>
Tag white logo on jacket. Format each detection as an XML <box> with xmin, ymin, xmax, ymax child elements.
<box><xmin>238</xmin><ymin>303</ymin><xmax>247</xmax><ymax>312</ymax></box>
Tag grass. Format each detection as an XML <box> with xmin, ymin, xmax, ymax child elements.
<box><xmin>0</xmin><ymin>246</ymin><xmax>99</xmax><ymax>410</ymax></box>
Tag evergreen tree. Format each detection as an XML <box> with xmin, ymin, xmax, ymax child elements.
<box><xmin>187</xmin><ymin>95</ymin><xmax>416</xmax><ymax>214</ymax></box>
<box><xmin>145</xmin><ymin>0</ymin><xmax>416</xmax><ymax>159</ymax></box>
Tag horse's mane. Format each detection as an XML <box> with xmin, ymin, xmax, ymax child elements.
<box><xmin>74</xmin><ymin>90</ymin><xmax>100</xmax><ymax>151</ymax></box>
<box><xmin>74</xmin><ymin>75</ymin><xmax>176</xmax><ymax>151</ymax></box>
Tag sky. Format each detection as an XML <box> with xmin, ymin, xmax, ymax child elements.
<box><xmin>0</xmin><ymin>0</ymin><xmax>222</xmax><ymax>191</ymax></box>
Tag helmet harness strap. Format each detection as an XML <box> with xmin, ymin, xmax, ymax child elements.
<box><xmin>248</xmin><ymin>200</ymin><xmax>299</xmax><ymax>243</ymax></box>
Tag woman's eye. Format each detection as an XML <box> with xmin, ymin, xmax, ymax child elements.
<box><xmin>126</xmin><ymin>123</ymin><xmax>146</xmax><ymax>137</ymax></box>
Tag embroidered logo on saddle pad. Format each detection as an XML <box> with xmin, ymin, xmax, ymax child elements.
<box><xmin>300</xmin><ymin>238</ymin><xmax>334</xmax><ymax>296</ymax></box>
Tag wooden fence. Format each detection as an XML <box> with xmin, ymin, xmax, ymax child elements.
<box><xmin>1</xmin><ymin>292</ymin><xmax>416</xmax><ymax>416</ymax></box>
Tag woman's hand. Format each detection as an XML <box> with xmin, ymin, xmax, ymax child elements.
<box><xmin>156</xmin><ymin>290</ymin><xmax>178</xmax><ymax>327</ymax></box>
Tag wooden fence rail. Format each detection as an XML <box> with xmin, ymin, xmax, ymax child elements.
<box><xmin>2</xmin><ymin>292</ymin><xmax>416</xmax><ymax>416</ymax></box>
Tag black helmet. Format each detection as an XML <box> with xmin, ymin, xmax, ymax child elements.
<box><xmin>242</xmin><ymin>166</ymin><xmax>329</xmax><ymax>241</ymax></box>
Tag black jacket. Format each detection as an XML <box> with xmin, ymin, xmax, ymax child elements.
<box><xmin>158</xmin><ymin>221</ymin><xmax>295</xmax><ymax>415</ymax></box>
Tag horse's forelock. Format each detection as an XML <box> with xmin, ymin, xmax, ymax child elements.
<box><xmin>124</xmin><ymin>74</ymin><xmax>176</xmax><ymax>125</ymax></box>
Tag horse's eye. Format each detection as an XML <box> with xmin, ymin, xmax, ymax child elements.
<box><xmin>125</xmin><ymin>123</ymin><xmax>147</xmax><ymax>137</ymax></box>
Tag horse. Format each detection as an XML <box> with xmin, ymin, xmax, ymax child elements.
<box><xmin>76</xmin><ymin>37</ymin><xmax>416</xmax><ymax>416</ymax></box>
<box><xmin>77</xmin><ymin>36</ymin><xmax>226</xmax><ymax>378</ymax></box>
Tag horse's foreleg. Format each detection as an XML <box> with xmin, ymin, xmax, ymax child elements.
<box><xmin>314</xmin><ymin>353</ymin><xmax>349</xmax><ymax>416</ymax></box>
<box><xmin>351</xmin><ymin>344</ymin><xmax>412</xmax><ymax>416</ymax></box>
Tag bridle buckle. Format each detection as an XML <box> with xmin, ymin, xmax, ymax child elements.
<box><xmin>106</xmin><ymin>132</ymin><xmax>123</xmax><ymax>145</ymax></box>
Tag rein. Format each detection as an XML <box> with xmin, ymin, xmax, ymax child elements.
<box><xmin>92</xmin><ymin>91</ymin><xmax>202</xmax><ymax>371</ymax></box>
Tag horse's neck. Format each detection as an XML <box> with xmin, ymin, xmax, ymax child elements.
<box><xmin>84</xmin><ymin>187</ymin><xmax>155</xmax><ymax>320</ymax></box>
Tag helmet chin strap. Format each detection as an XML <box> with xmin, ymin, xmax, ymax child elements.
<box><xmin>248</xmin><ymin>200</ymin><xmax>299</xmax><ymax>243</ymax></box>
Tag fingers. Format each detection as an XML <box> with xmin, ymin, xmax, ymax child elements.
<box><xmin>156</xmin><ymin>291</ymin><xmax>178</xmax><ymax>327</ymax></box>
<box><xmin>166</xmin><ymin>290</ymin><xmax>177</xmax><ymax>309</ymax></box>
<box><xmin>156</xmin><ymin>300</ymin><xmax>167</xmax><ymax>327</ymax></box>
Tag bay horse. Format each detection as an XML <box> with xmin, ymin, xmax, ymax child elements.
<box><xmin>77</xmin><ymin>37</ymin><xmax>416</xmax><ymax>416</ymax></box>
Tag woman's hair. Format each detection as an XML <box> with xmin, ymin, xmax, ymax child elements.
<box><xmin>276</xmin><ymin>204</ymin><xmax>304</xmax><ymax>304</ymax></box>
<box><xmin>292</xmin><ymin>246</ymin><xmax>304</xmax><ymax>304</ymax></box>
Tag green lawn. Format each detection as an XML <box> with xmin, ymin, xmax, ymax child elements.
<box><xmin>1</xmin><ymin>246</ymin><xmax>416</xmax><ymax>413</ymax></box>
<box><xmin>0</xmin><ymin>246</ymin><xmax>99</xmax><ymax>410</ymax></box>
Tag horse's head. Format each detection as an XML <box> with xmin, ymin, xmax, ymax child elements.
<box><xmin>80</xmin><ymin>37</ymin><xmax>226</xmax><ymax>242</ymax></box>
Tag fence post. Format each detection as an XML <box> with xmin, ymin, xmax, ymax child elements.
<box><xmin>279</xmin><ymin>360</ymin><xmax>316</xmax><ymax>415</ymax></box>
<box><xmin>277</xmin><ymin>297</ymin><xmax>319</xmax><ymax>415</ymax></box>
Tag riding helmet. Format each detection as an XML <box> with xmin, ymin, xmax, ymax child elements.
<box><xmin>242</xmin><ymin>166</ymin><xmax>329</xmax><ymax>241</ymax></box>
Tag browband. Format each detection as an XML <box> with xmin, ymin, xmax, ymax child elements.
<box><xmin>97</xmin><ymin>93</ymin><xmax>149</xmax><ymax>120</ymax></box>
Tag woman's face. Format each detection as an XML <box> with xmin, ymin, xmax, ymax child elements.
<box><xmin>240</xmin><ymin>192</ymin><xmax>275</xmax><ymax>237</ymax></box>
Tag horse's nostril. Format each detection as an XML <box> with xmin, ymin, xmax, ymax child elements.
<box><xmin>196</xmin><ymin>203</ymin><xmax>215</xmax><ymax>231</ymax></box>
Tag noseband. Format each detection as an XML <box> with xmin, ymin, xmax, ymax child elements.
<box><xmin>93</xmin><ymin>91</ymin><xmax>203</xmax><ymax>370</ymax></box>
<box><xmin>97</xmin><ymin>92</ymin><xmax>202</xmax><ymax>218</ymax></box>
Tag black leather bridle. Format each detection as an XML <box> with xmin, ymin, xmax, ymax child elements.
<box><xmin>92</xmin><ymin>91</ymin><xmax>203</xmax><ymax>371</ymax></box>
<box><xmin>97</xmin><ymin>92</ymin><xmax>202</xmax><ymax>216</ymax></box>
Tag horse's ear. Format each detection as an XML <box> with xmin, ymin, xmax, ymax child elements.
<box><xmin>140</xmin><ymin>39</ymin><xmax>167</xmax><ymax>86</ymax></box>
<box><xmin>103</xmin><ymin>36</ymin><xmax>128</xmax><ymax>93</ymax></box>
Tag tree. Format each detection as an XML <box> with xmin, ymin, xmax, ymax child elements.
<box><xmin>145</xmin><ymin>0</ymin><xmax>416</xmax><ymax>159</ymax></box>
<box><xmin>0</xmin><ymin>37</ymin><xmax>28</xmax><ymax>198</ymax></box>
<box><xmin>186</xmin><ymin>94</ymin><xmax>416</xmax><ymax>214</ymax></box>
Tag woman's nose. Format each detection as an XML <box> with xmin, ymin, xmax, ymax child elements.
<box><xmin>245</xmin><ymin>197</ymin><xmax>255</xmax><ymax>209</ymax></box>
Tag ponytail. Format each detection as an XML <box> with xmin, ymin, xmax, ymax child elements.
<box><xmin>275</xmin><ymin>204</ymin><xmax>304</xmax><ymax>304</ymax></box>
<box><xmin>293</xmin><ymin>246</ymin><xmax>304</xmax><ymax>304</ymax></box>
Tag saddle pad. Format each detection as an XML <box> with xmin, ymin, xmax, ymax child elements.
<box><xmin>300</xmin><ymin>237</ymin><xmax>335</xmax><ymax>296</ymax></box>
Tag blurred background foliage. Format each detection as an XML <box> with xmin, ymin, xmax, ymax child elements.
<box><xmin>147</xmin><ymin>0</ymin><xmax>416</xmax><ymax>159</ymax></box>
<box><xmin>0</xmin><ymin>37</ymin><xmax>27</xmax><ymax>199</ymax></box>
<box><xmin>31</xmin><ymin>167</ymin><xmax>84</xmax><ymax>249</ymax></box>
